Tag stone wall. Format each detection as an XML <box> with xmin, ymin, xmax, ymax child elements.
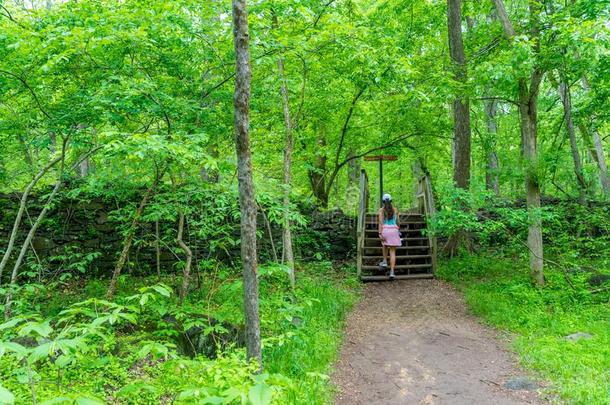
<box><xmin>0</xmin><ymin>192</ymin><xmax>356</xmax><ymax>278</ymax></box>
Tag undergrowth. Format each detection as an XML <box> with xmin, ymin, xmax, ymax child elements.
<box><xmin>0</xmin><ymin>262</ymin><xmax>360</xmax><ymax>404</ymax></box>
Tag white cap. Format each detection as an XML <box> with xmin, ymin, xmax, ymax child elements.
<box><xmin>382</xmin><ymin>193</ymin><xmax>392</xmax><ymax>202</ymax></box>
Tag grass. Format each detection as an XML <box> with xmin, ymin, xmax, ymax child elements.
<box><xmin>0</xmin><ymin>261</ymin><xmax>360</xmax><ymax>404</ymax></box>
<box><xmin>437</xmin><ymin>252</ymin><xmax>610</xmax><ymax>404</ymax></box>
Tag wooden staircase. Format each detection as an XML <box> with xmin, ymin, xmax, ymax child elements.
<box><xmin>356</xmin><ymin>170</ymin><xmax>437</xmax><ymax>281</ymax></box>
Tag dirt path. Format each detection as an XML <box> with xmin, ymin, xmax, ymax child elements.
<box><xmin>332</xmin><ymin>280</ymin><xmax>544</xmax><ymax>405</ymax></box>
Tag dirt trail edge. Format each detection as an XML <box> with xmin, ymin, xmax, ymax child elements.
<box><xmin>332</xmin><ymin>280</ymin><xmax>544</xmax><ymax>405</ymax></box>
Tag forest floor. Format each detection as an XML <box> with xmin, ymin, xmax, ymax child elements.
<box><xmin>332</xmin><ymin>279</ymin><xmax>545</xmax><ymax>405</ymax></box>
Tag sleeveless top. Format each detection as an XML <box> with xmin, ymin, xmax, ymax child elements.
<box><xmin>383</xmin><ymin>215</ymin><xmax>397</xmax><ymax>226</ymax></box>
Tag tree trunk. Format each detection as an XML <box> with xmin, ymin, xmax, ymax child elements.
<box><xmin>106</xmin><ymin>177</ymin><xmax>160</xmax><ymax>299</ymax></box>
<box><xmin>4</xmin><ymin>154</ymin><xmax>67</xmax><ymax>318</ymax></box>
<box><xmin>519</xmin><ymin>80</ymin><xmax>544</xmax><ymax>286</ymax></box>
<box><xmin>231</xmin><ymin>0</ymin><xmax>262</xmax><ymax>366</ymax></box>
<box><xmin>580</xmin><ymin>78</ymin><xmax>610</xmax><ymax>198</ymax></box>
<box><xmin>447</xmin><ymin>0</ymin><xmax>471</xmax><ymax>190</ymax></box>
<box><xmin>259</xmin><ymin>205</ymin><xmax>278</xmax><ymax>263</ymax></box>
<box><xmin>155</xmin><ymin>220</ymin><xmax>161</xmax><ymax>279</ymax></box>
<box><xmin>558</xmin><ymin>79</ymin><xmax>586</xmax><ymax>203</ymax></box>
<box><xmin>308</xmin><ymin>135</ymin><xmax>328</xmax><ymax>207</ymax></box>
<box><xmin>483</xmin><ymin>98</ymin><xmax>500</xmax><ymax>196</ymax></box>
<box><xmin>493</xmin><ymin>0</ymin><xmax>544</xmax><ymax>285</ymax></box>
<box><xmin>177</xmin><ymin>211</ymin><xmax>193</xmax><ymax>304</ymax></box>
<box><xmin>273</xmin><ymin>13</ymin><xmax>295</xmax><ymax>287</ymax></box>
<box><xmin>591</xmin><ymin>128</ymin><xmax>610</xmax><ymax>198</ymax></box>
<box><xmin>0</xmin><ymin>155</ymin><xmax>62</xmax><ymax>282</ymax></box>
<box><xmin>444</xmin><ymin>0</ymin><xmax>471</xmax><ymax>256</ymax></box>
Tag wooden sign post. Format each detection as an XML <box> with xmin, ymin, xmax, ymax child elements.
<box><xmin>364</xmin><ymin>155</ymin><xmax>397</xmax><ymax>207</ymax></box>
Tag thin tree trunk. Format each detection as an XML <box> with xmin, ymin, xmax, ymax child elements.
<box><xmin>259</xmin><ymin>204</ymin><xmax>278</xmax><ymax>263</ymax></box>
<box><xmin>493</xmin><ymin>0</ymin><xmax>544</xmax><ymax>285</ymax></box>
<box><xmin>273</xmin><ymin>14</ymin><xmax>296</xmax><ymax>287</ymax></box>
<box><xmin>231</xmin><ymin>0</ymin><xmax>262</xmax><ymax>366</ymax></box>
<box><xmin>580</xmin><ymin>78</ymin><xmax>610</xmax><ymax>198</ymax></box>
<box><xmin>0</xmin><ymin>155</ymin><xmax>63</xmax><ymax>282</ymax></box>
<box><xmin>4</xmin><ymin>151</ymin><xmax>67</xmax><ymax>318</ymax></box>
<box><xmin>308</xmin><ymin>135</ymin><xmax>328</xmax><ymax>207</ymax></box>
<box><xmin>177</xmin><ymin>211</ymin><xmax>193</xmax><ymax>304</ymax></box>
<box><xmin>558</xmin><ymin>78</ymin><xmax>586</xmax><ymax>203</ymax></box>
<box><xmin>106</xmin><ymin>176</ymin><xmax>161</xmax><ymax>299</ymax></box>
<box><xmin>591</xmin><ymin>129</ymin><xmax>610</xmax><ymax>198</ymax></box>
<box><xmin>483</xmin><ymin>98</ymin><xmax>500</xmax><ymax>196</ymax></box>
<box><xmin>155</xmin><ymin>220</ymin><xmax>161</xmax><ymax>278</ymax></box>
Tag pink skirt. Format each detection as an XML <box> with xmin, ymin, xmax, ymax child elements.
<box><xmin>381</xmin><ymin>224</ymin><xmax>401</xmax><ymax>247</ymax></box>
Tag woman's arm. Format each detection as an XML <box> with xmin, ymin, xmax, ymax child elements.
<box><xmin>378</xmin><ymin>210</ymin><xmax>383</xmax><ymax>236</ymax></box>
<box><xmin>395</xmin><ymin>207</ymin><xmax>400</xmax><ymax>226</ymax></box>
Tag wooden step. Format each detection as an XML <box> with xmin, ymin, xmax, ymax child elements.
<box><xmin>364</xmin><ymin>229</ymin><xmax>424</xmax><ymax>234</ymax></box>
<box><xmin>366</xmin><ymin>213</ymin><xmax>423</xmax><ymax>217</ymax></box>
<box><xmin>363</xmin><ymin>245</ymin><xmax>430</xmax><ymax>250</ymax></box>
<box><xmin>364</xmin><ymin>237</ymin><xmax>428</xmax><ymax>242</ymax></box>
<box><xmin>361</xmin><ymin>264</ymin><xmax>432</xmax><ymax>271</ymax></box>
<box><xmin>361</xmin><ymin>273</ymin><xmax>434</xmax><ymax>282</ymax></box>
<box><xmin>364</xmin><ymin>221</ymin><xmax>426</xmax><ymax>226</ymax></box>
<box><xmin>363</xmin><ymin>255</ymin><xmax>431</xmax><ymax>260</ymax></box>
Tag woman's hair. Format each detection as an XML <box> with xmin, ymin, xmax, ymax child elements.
<box><xmin>383</xmin><ymin>200</ymin><xmax>394</xmax><ymax>220</ymax></box>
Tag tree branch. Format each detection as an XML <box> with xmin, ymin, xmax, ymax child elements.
<box><xmin>0</xmin><ymin>69</ymin><xmax>52</xmax><ymax>119</ymax></box>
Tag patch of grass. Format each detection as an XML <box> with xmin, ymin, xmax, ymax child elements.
<box><xmin>437</xmin><ymin>253</ymin><xmax>610</xmax><ymax>404</ymax></box>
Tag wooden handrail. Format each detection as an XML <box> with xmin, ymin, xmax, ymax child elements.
<box><xmin>357</xmin><ymin>169</ymin><xmax>369</xmax><ymax>278</ymax></box>
<box><xmin>416</xmin><ymin>173</ymin><xmax>437</xmax><ymax>274</ymax></box>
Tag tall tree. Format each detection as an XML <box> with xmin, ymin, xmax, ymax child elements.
<box><xmin>492</xmin><ymin>0</ymin><xmax>544</xmax><ymax>285</ymax></box>
<box><xmin>483</xmin><ymin>98</ymin><xmax>500</xmax><ymax>196</ymax></box>
<box><xmin>558</xmin><ymin>78</ymin><xmax>587</xmax><ymax>204</ymax></box>
<box><xmin>445</xmin><ymin>0</ymin><xmax>472</xmax><ymax>255</ymax></box>
<box><xmin>580</xmin><ymin>78</ymin><xmax>610</xmax><ymax>198</ymax></box>
<box><xmin>231</xmin><ymin>0</ymin><xmax>262</xmax><ymax>365</ymax></box>
<box><xmin>447</xmin><ymin>0</ymin><xmax>471</xmax><ymax>190</ymax></box>
<box><xmin>272</xmin><ymin>12</ymin><xmax>295</xmax><ymax>287</ymax></box>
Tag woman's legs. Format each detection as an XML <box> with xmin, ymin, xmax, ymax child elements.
<box><xmin>381</xmin><ymin>245</ymin><xmax>388</xmax><ymax>266</ymax></box>
<box><xmin>389</xmin><ymin>247</ymin><xmax>396</xmax><ymax>278</ymax></box>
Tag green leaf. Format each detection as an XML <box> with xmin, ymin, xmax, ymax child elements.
<box><xmin>19</xmin><ymin>321</ymin><xmax>53</xmax><ymax>338</ymax></box>
<box><xmin>0</xmin><ymin>318</ymin><xmax>23</xmax><ymax>332</ymax></box>
<box><xmin>39</xmin><ymin>397</ymin><xmax>71</xmax><ymax>405</ymax></box>
<box><xmin>248</xmin><ymin>383</ymin><xmax>272</xmax><ymax>405</ymax></box>
<box><xmin>152</xmin><ymin>285</ymin><xmax>171</xmax><ymax>297</ymax></box>
<box><xmin>0</xmin><ymin>342</ymin><xmax>28</xmax><ymax>359</ymax></box>
<box><xmin>0</xmin><ymin>385</ymin><xmax>15</xmax><ymax>405</ymax></box>
<box><xmin>75</xmin><ymin>397</ymin><xmax>105</xmax><ymax>405</ymax></box>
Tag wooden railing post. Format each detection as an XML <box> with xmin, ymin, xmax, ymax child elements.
<box><xmin>416</xmin><ymin>173</ymin><xmax>437</xmax><ymax>275</ymax></box>
<box><xmin>357</xmin><ymin>169</ymin><xmax>368</xmax><ymax>278</ymax></box>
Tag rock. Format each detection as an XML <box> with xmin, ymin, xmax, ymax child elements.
<box><xmin>31</xmin><ymin>236</ymin><xmax>55</xmax><ymax>251</ymax></box>
<box><xmin>565</xmin><ymin>332</ymin><xmax>593</xmax><ymax>341</ymax></box>
<box><xmin>503</xmin><ymin>377</ymin><xmax>538</xmax><ymax>391</ymax></box>
<box><xmin>291</xmin><ymin>316</ymin><xmax>303</xmax><ymax>327</ymax></box>
<box><xmin>588</xmin><ymin>274</ymin><xmax>610</xmax><ymax>287</ymax></box>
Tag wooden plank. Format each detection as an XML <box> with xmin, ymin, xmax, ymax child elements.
<box><xmin>361</xmin><ymin>274</ymin><xmax>434</xmax><ymax>281</ymax></box>
<box><xmin>361</xmin><ymin>264</ymin><xmax>432</xmax><ymax>270</ymax></box>
<box><xmin>362</xmin><ymin>255</ymin><xmax>431</xmax><ymax>260</ymax></box>
<box><xmin>364</xmin><ymin>237</ymin><xmax>428</xmax><ymax>241</ymax></box>
<box><xmin>363</xmin><ymin>245</ymin><xmax>430</xmax><ymax>250</ymax></box>
<box><xmin>364</xmin><ymin>229</ymin><xmax>425</xmax><ymax>233</ymax></box>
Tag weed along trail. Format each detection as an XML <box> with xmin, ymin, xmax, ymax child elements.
<box><xmin>333</xmin><ymin>280</ymin><xmax>543</xmax><ymax>405</ymax></box>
